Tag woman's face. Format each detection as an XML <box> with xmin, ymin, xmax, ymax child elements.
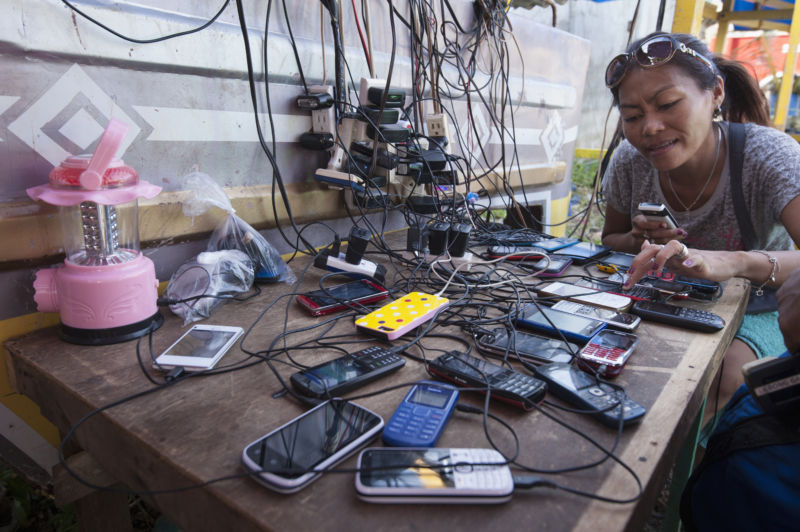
<box><xmin>617</xmin><ymin>63</ymin><xmax>723</xmax><ymax>172</ymax></box>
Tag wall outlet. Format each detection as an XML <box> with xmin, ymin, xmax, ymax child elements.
<box><xmin>426</xmin><ymin>114</ymin><xmax>451</xmax><ymax>152</ymax></box>
<box><xmin>312</xmin><ymin>107</ymin><xmax>334</xmax><ymax>135</ymax></box>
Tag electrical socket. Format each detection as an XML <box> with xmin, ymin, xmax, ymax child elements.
<box><xmin>426</xmin><ymin>114</ymin><xmax>451</xmax><ymax>151</ymax></box>
<box><xmin>312</xmin><ymin>108</ymin><xmax>334</xmax><ymax>135</ymax></box>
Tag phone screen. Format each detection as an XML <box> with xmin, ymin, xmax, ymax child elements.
<box><xmin>297</xmin><ymin>357</ymin><xmax>369</xmax><ymax>392</ymax></box>
<box><xmin>163</xmin><ymin>328</ymin><xmax>238</xmax><ymax>360</ymax></box>
<box><xmin>481</xmin><ymin>328</ymin><xmax>575</xmax><ymax>364</ymax></box>
<box><xmin>534</xmin><ymin>237</ymin><xmax>579</xmax><ymax>252</ymax></box>
<box><xmin>358</xmin><ymin>448</ymin><xmax>460</xmax><ymax>488</ymax></box>
<box><xmin>243</xmin><ymin>400</ymin><xmax>382</xmax><ymax>480</ymax></box>
<box><xmin>538</xmin><ymin>363</ymin><xmax>599</xmax><ymax>392</ymax></box>
<box><xmin>591</xmin><ymin>330</ymin><xmax>638</xmax><ymax>350</ymax></box>
<box><xmin>553</xmin><ymin>241</ymin><xmax>609</xmax><ymax>259</ymax></box>
<box><xmin>302</xmin><ymin>280</ymin><xmax>384</xmax><ymax>306</ymax></box>
<box><xmin>518</xmin><ymin>305</ymin><xmax>604</xmax><ymax>339</ymax></box>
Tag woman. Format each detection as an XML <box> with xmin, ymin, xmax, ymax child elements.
<box><xmin>600</xmin><ymin>32</ymin><xmax>800</xmax><ymax>422</ymax></box>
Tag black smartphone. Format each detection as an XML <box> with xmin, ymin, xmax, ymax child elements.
<box><xmin>290</xmin><ymin>346</ymin><xmax>405</xmax><ymax>398</ymax></box>
<box><xmin>596</xmin><ymin>251</ymin><xmax>636</xmax><ymax>274</ymax></box>
<box><xmin>476</xmin><ymin>327</ymin><xmax>577</xmax><ymax>365</ymax></box>
<box><xmin>427</xmin><ymin>350</ymin><xmax>547</xmax><ymax>410</ymax></box>
<box><xmin>515</xmin><ymin>303</ymin><xmax>607</xmax><ymax>344</ymax></box>
<box><xmin>532</xmin><ymin>362</ymin><xmax>646</xmax><ymax>428</ymax></box>
<box><xmin>241</xmin><ymin>399</ymin><xmax>384</xmax><ymax>493</ymax></box>
<box><xmin>517</xmin><ymin>255</ymin><xmax>573</xmax><ymax>277</ymax></box>
<box><xmin>486</xmin><ymin>245</ymin><xmax>547</xmax><ymax>260</ymax></box>
<box><xmin>552</xmin><ymin>241</ymin><xmax>611</xmax><ymax>264</ymax></box>
<box><xmin>533</xmin><ymin>236</ymin><xmax>579</xmax><ymax>252</ymax></box>
<box><xmin>296</xmin><ymin>279</ymin><xmax>389</xmax><ymax>316</ymax></box>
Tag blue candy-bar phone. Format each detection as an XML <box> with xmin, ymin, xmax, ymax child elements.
<box><xmin>382</xmin><ymin>380</ymin><xmax>459</xmax><ymax>447</ymax></box>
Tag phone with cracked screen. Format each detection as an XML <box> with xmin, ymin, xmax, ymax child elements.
<box><xmin>477</xmin><ymin>327</ymin><xmax>577</xmax><ymax>365</ymax></box>
<box><xmin>241</xmin><ymin>399</ymin><xmax>384</xmax><ymax>494</ymax></box>
<box><xmin>355</xmin><ymin>447</ymin><xmax>514</xmax><ymax>504</ymax></box>
<box><xmin>296</xmin><ymin>279</ymin><xmax>389</xmax><ymax>316</ymax></box>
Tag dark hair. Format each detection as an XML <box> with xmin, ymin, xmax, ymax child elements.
<box><xmin>610</xmin><ymin>32</ymin><xmax>770</xmax><ymax>126</ymax></box>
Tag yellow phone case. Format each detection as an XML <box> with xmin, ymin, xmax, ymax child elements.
<box><xmin>355</xmin><ymin>292</ymin><xmax>449</xmax><ymax>340</ymax></box>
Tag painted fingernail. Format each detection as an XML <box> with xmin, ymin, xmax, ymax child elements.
<box><xmin>683</xmin><ymin>259</ymin><xmax>694</xmax><ymax>267</ymax></box>
<box><xmin>628</xmin><ymin>266</ymin><xmax>635</xmax><ymax>276</ymax></box>
<box><xmin>677</xmin><ymin>229</ymin><xmax>687</xmax><ymax>236</ymax></box>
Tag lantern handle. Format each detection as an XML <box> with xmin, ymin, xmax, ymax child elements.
<box><xmin>79</xmin><ymin>119</ymin><xmax>129</xmax><ymax>190</ymax></box>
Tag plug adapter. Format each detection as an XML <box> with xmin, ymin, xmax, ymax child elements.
<box><xmin>313</xmin><ymin>252</ymin><xmax>386</xmax><ymax>283</ymax></box>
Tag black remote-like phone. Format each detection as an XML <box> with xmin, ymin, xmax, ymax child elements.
<box><xmin>290</xmin><ymin>346</ymin><xmax>405</xmax><ymax>398</ymax></box>
<box><xmin>631</xmin><ymin>300</ymin><xmax>725</xmax><ymax>333</ymax></box>
<box><xmin>427</xmin><ymin>351</ymin><xmax>547</xmax><ymax>410</ymax></box>
<box><xmin>532</xmin><ymin>362</ymin><xmax>646</xmax><ymax>427</ymax></box>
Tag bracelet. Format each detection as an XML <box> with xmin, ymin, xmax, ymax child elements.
<box><xmin>751</xmin><ymin>250</ymin><xmax>779</xmax><ymax>296</ymax></box>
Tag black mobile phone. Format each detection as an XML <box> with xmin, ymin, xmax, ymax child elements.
<box><xmin>427</xmin><ymin>350</ymin><xmax>547</xmax><ymax>410</ymax></box>
<box><xmin>630</xmin><ymin>300</ymin><xmax>725</xmax><ymax>333</ymax></box>
<box><xmin>532</xmin><ymin>362</ymin><xmax>646</xmax><ymax>428</ymax></box>
<box><xmin>517</xmin><ymin>255</ymin><xmax>573</xmax><ymax>277</ymax></box>
<box><xmin>241</xmin><ymin>399</ymin><xmax>384</xmax><ymax>493</ymax></box>
<box><xmin>290</xmin><ymin>346</ymin><xmax>405</xmax><ymax>398</ymax></box>
<box><xmin>596</xmin><ymin>251</ymin><xmax>636</xmax><ymax>274</ymax></box>
<box><xmin>476</xmin><ymin>327</ymin><xmax>577</xmax><ymax>365</ymax></box>
<box><xmin>533</xmin><ymin>236</ymin><xmax>579</xmax><ymax>252</ymax></box>
<box><xmin>552</xmin><ymin>241</ymin><xmax>611</xmax><ymax>264</ymax></box>
<box><xmin>296</xmin><ymin>279</ymin><xmax>389</xmax><ymax>316</ymax></box>
<box><xmin>515</xmin><ymin>303</ymin><xmax>607</xmax><ymax>344</ymax></box>
<box><xmin>486</xmin><ymin>245</ymin><xmax>547</xmax><ymax>260</ymax></box>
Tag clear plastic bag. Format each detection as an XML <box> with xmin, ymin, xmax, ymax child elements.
<box><xmin>165</xmin><ymin>249</ymin><xmax>255</xmax><ymax>324</ymax></box>
<box><xmin>181</xmin><ymin>172</ymin><xmax>295</xmax><ymax>284</ymax></box>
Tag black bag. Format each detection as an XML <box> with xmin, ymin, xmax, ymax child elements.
<box><xmin>728</xmin><ymin>122</ymin><xmax>778</xmax><ymax>314</ymax></box>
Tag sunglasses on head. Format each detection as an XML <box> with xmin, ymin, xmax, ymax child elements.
<box><xmin>605</xmin><ymin>34</ymin><xmax>717</xmax><ymax>89</ymax></box>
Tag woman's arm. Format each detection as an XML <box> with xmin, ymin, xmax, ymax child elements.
<box><xmin>623</xmin><ymin>195</ymin><xmax>800</xmax><ymax>289</ymax></box>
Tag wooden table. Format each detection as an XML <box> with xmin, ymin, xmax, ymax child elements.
<box><xmin>4</xmin><ymin>250</ymin><xmax>749</xmax><ymax>532</ymax></box>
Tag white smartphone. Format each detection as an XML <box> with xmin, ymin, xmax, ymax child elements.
<box><xmin>355</xmin><ymin>447</ymin><xmax>514</xmax><ymax>504</ymax></box>
<box><xmin>551</xmin><ymin>300</ymin><xmax>641</xmax><ymax>331</ymax></box>
<box><xmin>242</xmin><ymin>399</ymin><xmax>384</xmax><ymax>494</ymax></box>
<box><xmin>538</xmin><ymin>281</ymin><xmax>633</xmax><ymax>311</ymax></box>
<box><xmin>154</xmin><ymin>324</ymin><xmax>244</xmax><ymax>371</ymax></box>
<box><xmin>638</xmin><ymin>202</ymin><xmax>678</xmax><ymax>229</ymax></box>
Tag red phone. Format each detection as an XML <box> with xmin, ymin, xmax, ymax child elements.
<box><xmin>577</xmin><ymin>329</ymin><xmax>639</xmax><ymax>378</ymax></box>
<box><xmin>296</xmin><ymin>279</ymin><xmax>389</xmax><ymax>316</ymax></box>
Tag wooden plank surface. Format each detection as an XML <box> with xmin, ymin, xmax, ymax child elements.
<box><xmin>4</xmin><ymin>244</ymin><xmax>748</xmax><ymax>532</ymax></box>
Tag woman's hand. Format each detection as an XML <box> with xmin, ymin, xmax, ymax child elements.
<box><xmin>631</xmin><ymin>213</ymin><xmax>688</xmax><ymax>245</ymax></box>
<box><xmin>622</xmin><ymin>239</ymin><xmax>741</xmax><ymax>289</ymax></box>
<box><xmin>777</xmin><ymin>267</ymin><xmax>800</xmax><ymax>353</ymax></box>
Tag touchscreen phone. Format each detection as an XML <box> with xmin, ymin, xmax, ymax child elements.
<box><xmin>154</xmin><ymin>324</ymin><xmax>243</xmax><ymax>371</ymax></box>
<box><xmin>515</xmin><ymin>303</ymin><xmax>606</xmax><ymax>344</ymax></box>
<box><xmin>296</xmin><ymin>279</ymin><xmax>389</xmax><ymax>316</ymax></box>
<box><xmin>477</xmin><ymin>327</ymin><xmax>576</xmax><ymax>364</ymax></box>
<box><xmin>552</xmin><ymin>241</ymin><xmax>611</xmax><ymax>264</ymax></box>
<box><xmin>355</xmin><ymin>447</ymin><xmax>514</xmax><ymax>504</ymax></box>
<box><xmin>596</xmin><ymin>251</ymin><xmax>636</xmax><ymax>274</ymax></box>
<box><xmin>241</xmin><ymin>399</ymin><xmax>384</xmax><ymax>494</ymax></box>
<box><xmin>532</xmin><ymin>236</ymin><xmax>579</xmax><ymax>252</ymax></box>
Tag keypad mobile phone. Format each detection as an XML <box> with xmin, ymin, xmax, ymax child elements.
<box><xmin>290</xmin><ymin>346</ymin><xmax>405</xmax><ymax>398</ymax></box>
<box><xmin>427</xmin><ymin>351</ymin><xmax>547</xmax><ymax>410</ymax></box>
<box><xmin>577</xmin><ymin>329</ymin><xmax>639</xmax><ymax>378</ymax></box>
<box><xmin>532</xmin><ymin>362</ymin><xmax>646</xmax><ymax>428</ymax></box>
<box><xmin>631</xmin><ymin>300</ymin><xmax>725</xmax><ymax>333</ymax></box>
<box><xmin>382</xmin><ymin>381</ymin><xmax>459</xmax><ymax>447</ymax></box>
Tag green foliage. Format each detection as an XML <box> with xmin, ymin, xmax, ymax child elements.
<box><xmin>0</xmin><ymin>464</ymin><xmax>77</xmax><ymax>532</ymax></box>
<box><xmin>571</xmin><ymin>158</ymin><xmax>599</xmax><ymax>188</ymax></box>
